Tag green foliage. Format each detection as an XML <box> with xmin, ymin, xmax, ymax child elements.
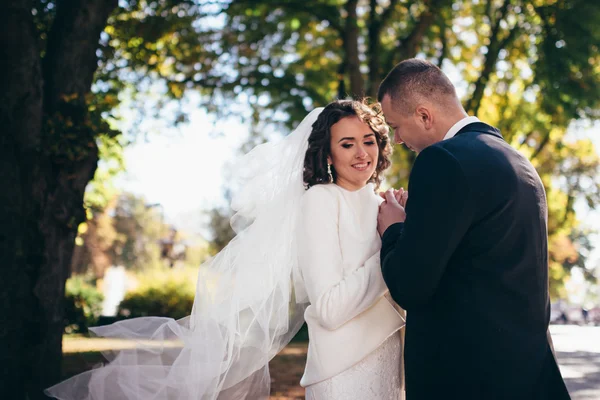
<box><xmin>533</xmin><ymin>0</ymin><xmax>600</xmax><ymax>121</ymax></box>
<box><xmin>202</xmin><ymin>0</ymin><xmax>600</xmax><ymax>296</ymax></box>
<box><xmin>117</xmin><ymin>269</ymin><xmax>196</xmax><ymax>319</ymax></box>
<box><xmin>180</xmin><ymin>236</ymin><xmax>213</xmax><ymax>268</ymax></box>
<box><xmin>33</xmin><ymin>0</ymin><xmax>600</xmax><ymax>296</ymax></box>
<box><xmin>64</xmin><ymin>276</ymin><xmax>104</xmax><ymax>334</ymax></box>
<box><xmin>71</xmin><ymin>192</ymin><xmax>176</xmax><ymax>277</ymax></box>
<box><xmin>42</xmin><ymin>96</ymin><xmax>96</xmax><ymax>163</ymax></box>
<box><xmin>83</xmin><ymin>133</ymin><xmax>126</xmax><ymax>214</ymax></box>
<box><xmin>206</xmin><ymin>206</ymin><xmax>236</xmax><ymax>255</ymax></box>
<box><xmin>111</xmin><ymin>193</ymin><xmax>170</xmax><ymax>271</ymax></box>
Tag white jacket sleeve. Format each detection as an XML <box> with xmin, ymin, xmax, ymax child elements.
<box><xmin>297</xmin><ymin>186</ymin><xmax>388</xmax><ymax>331</ymax></box>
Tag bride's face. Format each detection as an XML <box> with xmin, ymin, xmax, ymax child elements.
<box><xmin>328</xmin><ymin>116</ymin><xmax>379</xmax><ymax>191</ymax></box>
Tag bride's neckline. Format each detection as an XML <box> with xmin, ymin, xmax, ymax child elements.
<box><xmin>331</xmin><ymin>182</ymin><xmax>374</xmax><ymax>194</ymax></box>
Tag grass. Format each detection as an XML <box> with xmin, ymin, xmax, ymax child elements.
<box><xmin>61</xmin><ymin>334</ymin><xmax>308</xmax><ymax>399</ymax></box>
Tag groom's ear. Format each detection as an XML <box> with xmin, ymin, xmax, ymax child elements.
<box><xmin>415</xmin><ymin>105</ymin><xmax>434</xmax><ymax>130</ymax></box>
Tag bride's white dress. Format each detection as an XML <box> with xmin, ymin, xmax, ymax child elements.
<box><xmin>297</xmin><ymin>183</ymin><xmax>406</xmax><ymax>399</ymax></box>
<box><xmin>305</xmin><ymin>332</ymin><xmax>404</xmax><ymax>400</ymax></box>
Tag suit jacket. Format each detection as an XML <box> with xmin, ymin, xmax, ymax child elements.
<box><xmin>381</xmin><ymin>122</ymin><xmax>570</xmax><ymax>400</ymax></box>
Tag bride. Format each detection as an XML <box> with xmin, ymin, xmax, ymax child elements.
<box><xmin>46</xmin><ymin>100</ymin><xmax>406</xmax><ymax>400</ymax></box>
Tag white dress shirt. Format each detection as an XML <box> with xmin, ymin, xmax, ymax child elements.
<box><xmin>443</xmin><ymin>116</ymin><xmax>480</xmax><ymax>141</ymax></box>
<box><xmin>296</xmin><ymin>183</ymin><xmax>405</xmax><ymax>386</ymax></box>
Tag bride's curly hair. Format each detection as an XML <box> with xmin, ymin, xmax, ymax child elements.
<box><xmin>303</xmin><ymin>99</ymin><xmax>392</xmax><ymax>189</ymax></box>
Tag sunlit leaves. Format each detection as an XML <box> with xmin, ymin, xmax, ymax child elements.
<box><xmin>33</xmin><ymin>0</ymin><xmax>600</xmax><ymax>295</ymax></box>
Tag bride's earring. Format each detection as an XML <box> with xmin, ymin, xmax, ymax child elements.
<box><xmin>327</xmin><ymin>163</ymin><xmax>333</xmax><ymax>182</ymax></box>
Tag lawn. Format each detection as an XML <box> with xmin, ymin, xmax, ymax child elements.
<box><xmin>61</xmin><ymin>335</ymin><xmax>308</xmax><ymax>399</ymax></box>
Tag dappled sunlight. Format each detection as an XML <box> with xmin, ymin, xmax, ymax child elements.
<box><xmin>63</xmin><ymin>335</ymin><xmax>183</xmax><ymax>354</ymax></box>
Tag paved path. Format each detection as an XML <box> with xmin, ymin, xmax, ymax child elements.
<box><xmin>550</xmin><ymin>325</ymin><xmax>600</xmax><ymax>400</ymax></box>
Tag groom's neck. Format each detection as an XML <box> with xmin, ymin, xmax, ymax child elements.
<box><xmin>436</xmin><ymin>107</ymin><xmax>469</xmax><ymax>139</ymax></box>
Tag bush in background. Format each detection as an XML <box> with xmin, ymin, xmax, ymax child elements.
<box><xmin>117</xmin><ymin>268</ymin><xmax>196</xmax><ymax>320</ymax></box>
<box><xmin>64</xmin><ymin>276</ymin><xmax>104</xmax><ymax>333</ymax></box>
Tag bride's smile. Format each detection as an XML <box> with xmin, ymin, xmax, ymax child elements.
<box><xmin>352</xmin><ymin>161</ymin><xmax>370</xmax><ymax>171</ymax></box>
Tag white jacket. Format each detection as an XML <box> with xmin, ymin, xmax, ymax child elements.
<box><xmin>297</xmin><ymin>183</ymin><xmax>405</xmax><ymax>387</ymax></box>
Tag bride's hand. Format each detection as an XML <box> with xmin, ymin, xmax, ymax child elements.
<box><xmin>396</xmin><ymin>188</ymin><xmax>408</xmax><ymax>208</ymax></box>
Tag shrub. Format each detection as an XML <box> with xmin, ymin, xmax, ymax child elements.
<box><xmin>117</xmin><ymin>269</ymin><xmax>196</xmax><ymax>320</ymax></box>
<box><xmin>64</xmin><ymin>276</ymin><xmax>104</xmax><ymax>333</ymax></box>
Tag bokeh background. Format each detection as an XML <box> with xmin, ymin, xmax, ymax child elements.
<box><xmin>2</xmin><ymin>1</ymin><xmax>599</xmax><ymax>399</ymax></box>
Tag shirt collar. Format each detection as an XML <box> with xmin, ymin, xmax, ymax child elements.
<box><xmin>443</xmin><ymin>116</ymin><xmax>480</xmax><ymax>141</ymax></box>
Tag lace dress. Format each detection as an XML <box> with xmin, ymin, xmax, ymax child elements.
<box><xmin>304</xmin><ymin>331</ymin><xmax>404</xmax><ymax>400</ymax></box>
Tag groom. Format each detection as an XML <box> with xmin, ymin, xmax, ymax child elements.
<box><xmin>376</xmin><ymin>59</ymin><xmax>570</xmax><ymax>400</ymax></box>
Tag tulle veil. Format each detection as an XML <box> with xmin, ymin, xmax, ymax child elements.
<box><xmin>45</xmin><ymin>107</ymin><xmax>325</xmax><ymax>400</ymax></box>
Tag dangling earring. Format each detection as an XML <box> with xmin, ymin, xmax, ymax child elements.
<box><xmin>327</xmin><ymin>163</ymin><xmax>333</xmax><ymax>182</ymax></box>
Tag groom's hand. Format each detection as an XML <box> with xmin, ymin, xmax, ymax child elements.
<box><xmin>379</xmin><ymin>187</ymin><xmax>408</xmax><ymax>207</ymax></box>
<box><xmin>377</xmin><ymin>189</ymin><xmax>406</xmax><ymax>236</ymax></box>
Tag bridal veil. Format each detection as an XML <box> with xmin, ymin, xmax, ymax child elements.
<box><xmin>46</xmin><ymin>107</ymin><xmax>324</xmax><ymax>400</ymax></box>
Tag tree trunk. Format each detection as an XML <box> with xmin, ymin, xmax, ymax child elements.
<box><xmin>398</xmin><ymin>0</ymin><xmax>445</xmax><ymax>61</ymax></box>
<box><xmin>383</xmin><ymin>0</ymin><xmax>446</xmax><ymax>78</ymax></box>
<box><xmin>367</xmin><ymin>0</ymin><xmax>382</xmax><ymax>98</ymax></box>
<box><xmin>0</xmin><ymin>2</ymin><xmax>45</xmax><ymax>399</ymax></box>
<box><xmin>436</xmin><ymin>16</ymin><xmax>448</xmax><ymax>67</ymax></box>
<box><xmin>343</xmin><ymin>0</ymin><xmax>364</xmax><ymax>97</ymax></box>
<box><xmin>367</xmin><ymin>0</ymin><xmax>398</xmax><ymax>97</ymax></box>
<box><xmin>337</xmin><ymin>62</ymin><xmax>347</xmax><ymax>99</ymax></box>
<box><xmin>464</xmin><ymin>0</ymin><xmax>519</xmax><ymax>115</ymax></box>
<box><xmin>0</xmin><ymin>0</ymin><xmax>117</xmax><ymax>398</ymax></box>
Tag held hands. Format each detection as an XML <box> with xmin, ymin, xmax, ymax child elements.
<box><xmin>379</xmin><ymin>187</ymin><xmax>408</xmax><ymax>208</ymax></box>
<box><xmin>377</xmin><ymin>188</ymin><xmax>408</xmax><ymax>237</ymax></box>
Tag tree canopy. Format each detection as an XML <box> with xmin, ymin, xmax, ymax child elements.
<box><xmin>186</xmin><ymin>0</ymin><xmax>600</xmax><ymax>296</ymax></box>
<box><xmin>29</xmin><ymin>0</ymin><xmax>600</xmax><ymax>327</ymax></box>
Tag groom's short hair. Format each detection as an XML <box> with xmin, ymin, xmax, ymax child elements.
<box><xmin>378</xmin><ymin>58</ymin><xmax>458</xmax><ymax>115</ymax></box>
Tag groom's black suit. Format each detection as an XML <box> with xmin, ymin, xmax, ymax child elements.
<box><xmin>381</xmin><ymin>123</ymin><xmax>570</xmax><ymax>400</ymax></box>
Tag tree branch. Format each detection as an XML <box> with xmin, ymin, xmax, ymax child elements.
<box><xmin>184</xmin><ymin>74</ymin><xmax>330</xmax><ymax>110</ymax></box>
<box><xmin>564</xmin><ymin>189</ymin><xmax>575</xmax><ymax>225</ymax></box>
<box><xmin>367</xmin><ymin>0</ymin><xmax>380</xmax><ymax>97</ymax></box>
<box><xmin>530</xmin><ymin>131</ymin><xmax>551</xmax><ymax>161</ymax></box>
<box><xmin>485</xmin><ymin>0</ymin><xmax>494</xmax><ymax>25</ymax></box>
<box><xmin>337</xmin><ymin>61</ymin><xmax>347</xmax><ymax>99</ymax></box>
<box><xmin>384</xmin><ymin>0</ymin><xmax>447</xmax><ymax>74</ymax></box>
<box><xmin>464</xmin><ymin>0</ymin><xmax>519</xmax><ymax>115</ymax></box>
<box><xmin>397</xmin><ymin>0</ymin><xmax>446</xmax><ymax>61</ymax></box>
<box><xmin>436</xmin><ymin>16</ymin><xmax>448</xmax><ymax>68</ymax></box>
<box><xmin>229</xmin><ymin>0</ymin><xmax>344</xmax><ymax>34</ymax></box>
<box><xmin>381</xmin><ymin>0</ymin><xmax>400</xmax><ymax>27</ymax></box>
